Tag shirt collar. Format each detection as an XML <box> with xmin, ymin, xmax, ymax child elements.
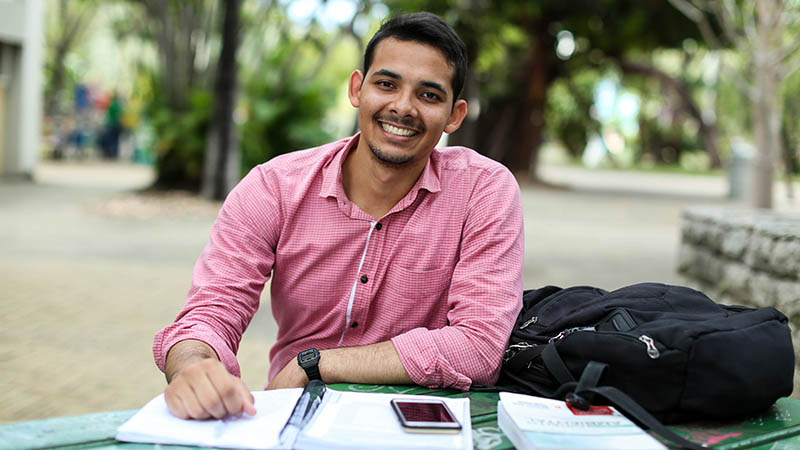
<box><xmin>319</xmin><ymin>133</ymin><xmax>443</xmax><ymax>202</ymax></box>
<box><xmin>319</xmin><ymin>134</ymin><xmax>359</xmax><ymax>200</ymax></box>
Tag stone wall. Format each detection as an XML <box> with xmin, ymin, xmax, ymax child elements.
<box><xmin>678</xmin><ymin>206</ymin><xmax>800</xmax><ymax>399</ymax></box>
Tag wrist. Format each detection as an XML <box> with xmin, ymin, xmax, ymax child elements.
<box><xmin>165</xmin><ymin>339</ymin><xmax>217</xmax><ymax>382</ymax></box>
<box><xmin>297</xmin><ymin>348</ymin><xmax>322</xmax><ymax>382</ymax></box>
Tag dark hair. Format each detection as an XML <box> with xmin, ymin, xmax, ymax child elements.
<box><xmin>363</xmin><ymin>12</ymin><xmax>468</xmax><ymax>105</ymax></box>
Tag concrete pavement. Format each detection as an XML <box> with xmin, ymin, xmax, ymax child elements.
<box><xmin>1</xmin><ymin>160</ymin><xmax>795</xmax><ymax>423</ymax></box>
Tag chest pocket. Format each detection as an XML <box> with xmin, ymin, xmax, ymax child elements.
<box><xmin>384</xmin><ymin>265</ymin><xmax>453</xmax><ymax>302</ymax></box>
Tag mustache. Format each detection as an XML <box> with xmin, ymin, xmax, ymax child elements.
<box><xmin>374</xmin><ymin>114</ymin><xmax>425</xmax><ymax>131</ymax></box>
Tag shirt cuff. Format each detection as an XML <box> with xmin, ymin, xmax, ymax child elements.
<box><xmin>153</xmin><ymin>323</ymin><xmax>242</xmax><ymax>377</ymax></box>
<box><xmin>392</xmin><ymin>328</ymin><xmax>472</xmax><ymax>391</ymax></box>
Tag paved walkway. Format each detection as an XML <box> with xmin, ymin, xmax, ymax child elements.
<box><xmin>1</xmin><ymin>160</ymin><xmax>796</xmax><ymax>423</ymax></box>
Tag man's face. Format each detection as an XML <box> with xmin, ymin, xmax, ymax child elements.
<box><xmin>348</xmin><ymin>38</ymin><xmax>467</xmax><ymax>168</ymax></box>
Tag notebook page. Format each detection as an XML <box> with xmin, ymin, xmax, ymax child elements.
<box><xmin>116</xmin><ymin>389</ymin><xmax>303</xmax><ymax>450</ymax></box>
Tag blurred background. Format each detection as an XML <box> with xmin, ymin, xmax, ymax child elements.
<box><xmin>1</xmin><ymin>0</ymin><xmax>799</xmax><ymax>423</ymax></box>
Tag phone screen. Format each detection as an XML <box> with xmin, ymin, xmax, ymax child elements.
<box><xmin>394</xmin><ymin>401</ymin><xmax>457</xmax><ymax>422</ymax></box>
<box><xmin>390</xmin><ymin>399</ymin><xmax>461</xmax><ymax>433</ymax></box>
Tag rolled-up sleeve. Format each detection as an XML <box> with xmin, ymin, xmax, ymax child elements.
<box><xmin>392</xmin><ymin>166</ymin><xmax>524</xmax><ymax>390</ymax></box>
<box><xmin>153</xmin><ymin>168</ymin><xmax>281</xmax><ymax>377</ymax></box>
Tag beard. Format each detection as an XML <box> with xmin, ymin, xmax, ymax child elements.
<box><xmin>369</xmin><ymin>143</ymin><xmax>415</xmax><ymax>167</ymax></box>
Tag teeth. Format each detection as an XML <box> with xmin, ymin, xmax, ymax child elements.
<box><xmin>381</xmin><ymin>123</ymin><xmax>417</xmax><ymax>137</ymax></box>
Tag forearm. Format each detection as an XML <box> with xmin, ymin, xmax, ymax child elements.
<box><xmin>164</xmin><ymin>339</ymin><xmax>219</xmax><ymax>382</ymax></box>
<box><xmin>320</xmin><ymin>341</ymin><xmax>412</xmax><ymax>385</ymax></box>
<box><xmin>268</xmin><ymin>340</ymin><xmax>412</xmax><ymax>389</ymax></box>
<box><xmin>155</xmin><ymin>169</ymin><xmax>278</xmax><ymax>377</ymax></box>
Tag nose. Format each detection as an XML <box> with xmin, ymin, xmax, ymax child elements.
<box><xmin>389</xmin><ymin>88</ymin><xmax>417</xmax><ymax>118</ymax></box>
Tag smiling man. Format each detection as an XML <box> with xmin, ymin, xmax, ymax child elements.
<box><xmin>154</xmin><ymin>12</ymin><xmax>524</xmax><ymax>420</ymax></box>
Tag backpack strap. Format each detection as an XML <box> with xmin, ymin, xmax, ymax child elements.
<box><xmin>504</xmin><ymin>345</ymin><xmax>545</xmax><ymax>373</ymax></box>
<box><xmin>541</xmin><ymin>343</ymin><xmax>576</xmax><ymax>385</ymax></box>
<box><xmin>565</xmin><ymin>360</ymin><xmax>606</xmax><ymax>409</ymax></box>
<box><xmin>584</xmin><ymin>385</ymin><xmax>706</xmax><ymax>450</ymax></box>
<box><xmin>569</xmin><ymin>363</ymin><xmax>706</xmax><ymax>450</ymax></box>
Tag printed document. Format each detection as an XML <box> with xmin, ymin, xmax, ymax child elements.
<box><xmin>116</xmin><ymin>388</ymin><xmax>471</xmax><ymax>450</ymax></box>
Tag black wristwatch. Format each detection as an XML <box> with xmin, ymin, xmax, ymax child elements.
<box><xmin>297</xmin><ymin>348</ymin><xmax>322</xmax><ymax>381</ymax></box>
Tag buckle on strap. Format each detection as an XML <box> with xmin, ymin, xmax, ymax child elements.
<box><xmin>565</xmin><ymin>392</ymin><xmax>591</xmax><ymax>411</ymax></box>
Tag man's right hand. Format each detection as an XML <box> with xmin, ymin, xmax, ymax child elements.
<box><xmin>163</xmin><ymin>340</ymin><xmax>256</xmax><ymax>420</ymax></box>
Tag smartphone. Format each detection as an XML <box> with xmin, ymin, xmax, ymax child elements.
<box><xmin>390</xmin><ymin>398</ymin><xmax>462</xmax><ymax>434</ymax></box>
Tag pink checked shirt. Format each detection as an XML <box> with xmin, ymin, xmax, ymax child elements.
<box><xmin>154</xmin><ymin>134</ymin><xmax>524</xmax><ymax>390</ymax></box>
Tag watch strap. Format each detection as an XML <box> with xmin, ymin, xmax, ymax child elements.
<box><xmin>303</xmin><ymin>363</ymin><xmax>321</xmax><ymax>381</ymax></box>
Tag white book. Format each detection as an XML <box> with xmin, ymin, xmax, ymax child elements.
<box><xmin>498</xmin><ymin>392</ymin><xmax>666</xmax><ymax>450</ymax></box>
<box><xmin>116</xmin><ymin>388</ymin><xmax>472</xmax><ymax>450</ymax></box>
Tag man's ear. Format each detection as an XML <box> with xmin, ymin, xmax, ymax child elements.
<box><xmin>348</xmin><ymin>70</ymin><xmax>364</xmax><ymax>108</ymax></box>
<box><xmin>444</xmin><ymin>99</ymin><xmax>468</xmax><ymax>134</ymax></box>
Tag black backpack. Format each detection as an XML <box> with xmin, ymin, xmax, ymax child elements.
<box><xmin>499</xmin><ymin>282</ymin><xmax>795</xmax><ymax>450</ymax></box>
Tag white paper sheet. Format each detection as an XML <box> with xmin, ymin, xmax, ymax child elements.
<box><xmin>297</xmin><ymin>391</ymin><xmax>472</xmax><ymax>450</ymax></box>
<box><xmin>116</xmin><ymin>389</ymin><xmax>302</xmax><ymax>450</ymax></box>
<box><xmin>116</xmin><ymin>389</ymin><xmax>472</xmax><ymax>450</ymax></box>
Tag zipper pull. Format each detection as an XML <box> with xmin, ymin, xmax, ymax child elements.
<box><xmin>520</xmin><ymin>316</ymin><xmax>538</xmax><ymax>329</ymax></box>
<box><xmin>639</xmin><ymin>335</ymin><xmax>660</xmax><ymax>359</ymax></box>
<box><xmin>549</xmin><ymin>326</ymin><xmax>596</xmax><ymax>343</ymax></box>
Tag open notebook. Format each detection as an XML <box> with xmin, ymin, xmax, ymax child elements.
<box><xmin>116</xmin><ymin>388</ymin><xmax>472</xmax><ymax>450</ymax></box>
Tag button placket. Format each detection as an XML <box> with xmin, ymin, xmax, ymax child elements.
<box><xmin>344</xmin><ymin>220</ymin><xmax>381</xmax><ymax>344</ymax></box>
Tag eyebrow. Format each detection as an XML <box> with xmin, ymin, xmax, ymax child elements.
<box><xmin>372</xmin><ymin>69</ymin><xmax>448</xmax><ymax>96</ymax></box>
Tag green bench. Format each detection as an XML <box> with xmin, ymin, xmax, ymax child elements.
<box><xmin>2</xmin><ymin>384</ymin><xmax>799</xmax><ymax>449</ymax></box>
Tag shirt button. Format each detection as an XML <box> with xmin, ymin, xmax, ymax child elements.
<box><xmin>360</xmin><ymin>275</ymin><xmax>368</xmax><ymax>283</ymax></box>
<box><xmin>351</xmin><ymin>322</ymin><xmax>358</xmax><ymax>328</ymax></box>
<box><xmin>375</xmin><ymin>223</ymin><xmax>382</xmax><ymax>230</ymax></box>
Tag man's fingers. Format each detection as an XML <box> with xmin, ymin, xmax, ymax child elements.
<box><xmin>206</xmin><ymin>362</ymin><xmax>256</xmax><ymax>417</ymax></box>
<box><xmin>164</xmin><ymin>358</ymin><xmax>254</xmax><ymax>420</ymax></box>
<box><xmin>190</xmin><ymin>367</ymin><xmax>229</xmax><ymax>419</ymax></box>
<box><xmin>166</xmin><ymin>379</ymin><xmax>212</xmax><ymax>420</ymax></box>
<box><xmin>164</xmin><ymin>383</ymin><xmax>189</xmax><ymax>419</ymax></box>
<box><xmin>239</xmin><ymin>381</ymin><xmax>257</xmax><ymax>416</ymax></box>
<box><xmin>179</xmin><ymin>388</ymin><xmax>213</xmax><ymax>420</ymax></box>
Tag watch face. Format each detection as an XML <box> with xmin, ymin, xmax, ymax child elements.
<box><xmin>298</xmin><ymin>348</ymin><xmax>319</xmax><ymax>365</ymax></box>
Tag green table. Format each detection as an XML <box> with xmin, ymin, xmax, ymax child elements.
<box><xmin>2</xmin><ymin>384</ymin><xmax>799</xmax><ymax>450</ymax></box>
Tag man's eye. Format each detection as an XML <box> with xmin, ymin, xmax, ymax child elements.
<box><xmin>377</xmin><ymin>80</ymin><xmax>394</xmax><ymax>88</ymax></box>
<box><xmin>422</xmin><ymin>91</ymin><xmax>441</xmax><ymax>101</ymax></box>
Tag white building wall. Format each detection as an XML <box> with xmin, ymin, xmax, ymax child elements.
<box><xmin>0</xmin><ymin>0</ymin><xmax>43</xmax><ymax>178</ymax></box>
<box><xmin>18</xmin><ymin>0</ymin><xmax>44</xmax><ymax>175</ymax></box>
<box><xmin>0</xmin><ymin>0</ymin><xmax>26</xmax><ymax>43</ymax></box>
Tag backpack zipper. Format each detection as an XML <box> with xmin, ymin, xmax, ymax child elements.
<box><xmin>520</xmin><ymin>316</ymin><xmax>538</xmax><ymax>329</ymax></box>
<box><xmin>639</xmin><ymin>335</ymin><xmax>660</xmax><ymax>359</ymax></box>
<box><xmin>548</xmin><ymin>326</ymin><xmax>662</xmax><ymax>360</ymax></box>
<box><xmin>548</xmin><ymin>326</ymin><xmax>596</xmax><ymax>343</ymax></box>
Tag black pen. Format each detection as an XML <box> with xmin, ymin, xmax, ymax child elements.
<box><xmin>278</xmin><ymin>380</ymin><xmax>326</xmax><ymax>448</ymax></box>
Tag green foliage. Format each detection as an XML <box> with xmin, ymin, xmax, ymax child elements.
<box><xmin>150</xmin><ymin>90</ymin><xmax>213</xmax><ymax>190</ymax></box>
<box><xmin>137</xmin><ymin>0</ymin><xmax>348</xmax><ymax>189</ymax></box>
<box><xmin>237</xmin><ymin>12</ymin><xmax>341</xmax><ymax>173</ymax></box>
<box><xmin>546</xmin><ymin>73</ymin><xmax>599</xmax><ymax>158</ymax></box>
<box><xmin>782</xmin><ymin>71</ymin><xmax>800</xmax><ymax>175</ymax></box>
<box><xmin>240</xmin><ymin>75</ymin><xmax>335</xmax><ymax>173</ymax></box>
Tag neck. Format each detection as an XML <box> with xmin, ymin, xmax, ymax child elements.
<box><xmin>342</xmin><ymin>140</ymin><xmax>428</xmax><ymax>219</ymax></box>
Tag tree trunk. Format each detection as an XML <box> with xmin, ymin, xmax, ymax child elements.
<box><xmin>446</xmin><ymin>20</ymin><xmax>481</xmax><ymax>151</ymax></box>
<box><xmin>502</xmin><ymin>22</ymin><xmax>552</xmax><ymax>182</ymax></box>
<box><xmin>202</xmin><ymin>0</ymin><xmax>242</xmax><ymax>200</ymax></box>
<box><xmin>749</xmin><ymin>69</ymin><xmax>781</xmax><ymax>209</ymax></box>
<box><xmin>47</xmin><ymin>44</ymin><xmax>69</xmax><ymax>117</ymax></box>
<box><xmin>45</xmin><ymin>0</ymin><xmax>95</xmax><ymax>117</ymax></box>
<box><xmin>748</xmin><ymin>0</ymin><xmax>783</xmax><ymax>209</ymax></box>
<box><xmin>447</xmin><ymin>70</ymin><xmax>480</xmax><ymax>149</ymax></box>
